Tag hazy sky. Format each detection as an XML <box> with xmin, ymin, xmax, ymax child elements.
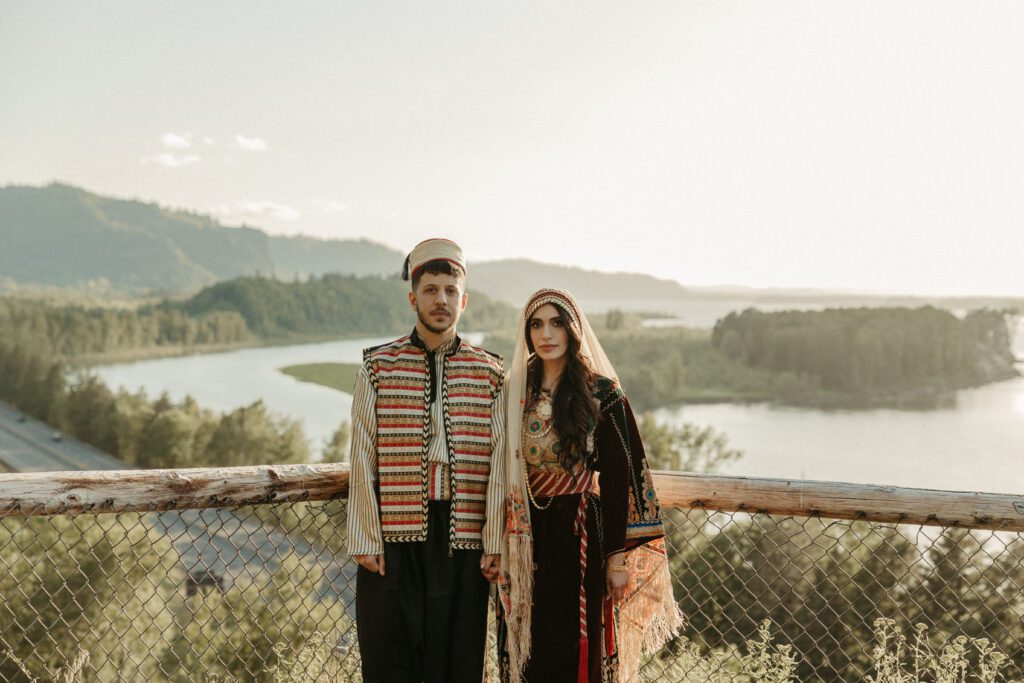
<box><xmin>3</xmin><ymin>1</ymin><xmax>1023</xmax><ymax>296</ymax></box>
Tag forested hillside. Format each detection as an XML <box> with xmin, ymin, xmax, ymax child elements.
<box><xmin>0</xmin><ymin>298</ymin><xmax>252</xmax><ymax>359</ymax></box>
<box><xmin>0</xmin><ymin>184</ymin><xmax>400</xmax><ymax>292</ymax></box>
<box><xmin>0</xmin><ymin>184</ymin><xmax>271</xmax><ymax>291</ymax></box>
<box><xmin>2</xmin><ymin>184</ymin><xmax>695</xmax><ymax>305</ymax></box>
<box><xmin>0</xmin><ymin>274</ymin><xmax>515</xmax><ymax>363</ymax></box>
<box><xmin>712</xmin><ymin>307</ymin><xmax>1019</xmax><ymax>396</ymax></box>
<box><xmin>487</xmin><ymin>307</ymin><xmax>1020</xmax><ymax>410</ymax></box>
<box><xmin>178</xmin><ymin>274</ymin><xmax>514</xmax><ymax>340</ymax></box>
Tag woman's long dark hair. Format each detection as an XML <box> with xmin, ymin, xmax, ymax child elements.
<box><xmin>526</xmin><ymin>302</ymin><xmax>600</xmax><ymax>473</ymax></box>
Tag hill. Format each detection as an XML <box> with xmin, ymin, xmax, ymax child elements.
<box><xmin>1</xmin><ymin>183</ymin><xmax>694</xmax><ymax>306</ymax></box>
<box><xmin>13</xmin><ymin>183</ymin><xmax>1016</xmax><ymax>319</ymax></box>
<box><xmin>175</xmin><ymin>274</ymin><xmax>514</xmax><ymax>339</ymax></box>
<box><xmin>467</xmin><ymin>259</ymin><xmax>688</xmax><ymax>306</ymax></box>
<box><xmin>1</xmin><ymin>184</ymin><xmax>271</xmax><ymax>292</ymax></box>
<box><xmin>268</xmin><ymin>235</ymin><xmax>399</xmax><ymax>280</ymax></box>
<box><xmin>0</xmin><ymin>184</ymin><xmax>399</xmax><ymax>293</ymax></box>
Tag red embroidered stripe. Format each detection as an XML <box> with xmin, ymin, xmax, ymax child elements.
<box><xmin>368</xmin><ymin>336</ymin><xmax>500</xmax><ymax>546</ymax></box>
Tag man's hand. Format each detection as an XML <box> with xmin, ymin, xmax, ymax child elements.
<box><xmin>355</xmin><ymin>553</ymin><xmax>386</xmax><ymax>576</ymax></box>
<box><xmin>480</xmin><ymin>553</ymin><xmax>501</xmax><ymax>584</ymax></box>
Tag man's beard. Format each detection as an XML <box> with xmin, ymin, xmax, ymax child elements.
<box><xmin>417</xmin><ymin>304</ymin><xmax>456</xmax><ymax>335</ymax></box>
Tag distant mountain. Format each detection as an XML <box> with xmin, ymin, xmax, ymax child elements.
<box><xmin>1</xmin><ymin>183</ymin><xmax>271</xmax><ymax>292</ymax></box>
<box><xmin>468</xmin><ymin>259</ymin><xmax>688</xmax><ymax>306</ymax></box>
<box><xmin>1</xmin><ymin>184</ymin><xmax>696</xmax><ymax>306</ymax></box>
<box><xmin>0</xmin><ymin>184</ymin><xmax>400</xmax><ymax>293</ymax></box>
<box><xmin>268</xmin><ymin>235</ymin><xmax>400</xmax><ymax>280</ymax></box>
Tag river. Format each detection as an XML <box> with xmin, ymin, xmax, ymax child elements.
<box><xmin>93</xmin><ymin>328</ymin><xmax>1023</xmax><ymax>495</ymax></box>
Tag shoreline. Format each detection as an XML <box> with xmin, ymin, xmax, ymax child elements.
<box><xmin>77</xmin><ymin>332</ymin><xmax>390</xmax><ymax>366</ymax></box>
<box><xmin>273</xmin><ymin>360</ymin><xmax>1023</xmax><ymax>413</ymax></box>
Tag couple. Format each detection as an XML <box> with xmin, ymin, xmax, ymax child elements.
<box><xmin>347</xmin><ymin>238</ymin><xmax>680</xmax><ymax>683</ymax></box>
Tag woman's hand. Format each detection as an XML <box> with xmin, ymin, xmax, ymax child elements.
<box><xmin>606</xmin><ymin>554</ymin><xmax>629</xmax><ymax>602</ymax></box>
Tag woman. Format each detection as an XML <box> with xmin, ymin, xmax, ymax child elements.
<box><xmin>498</xmin><ymin>289</ymin><xmax>681</xmax><ymax>683</ymax></box>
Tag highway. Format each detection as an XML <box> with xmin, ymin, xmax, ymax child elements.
<box><xmin>0</xmin><ymin>399</ymin><xmax>355</xmax><ymax>613</ymax></box>
<box><xmin>0</xmin><ymin>400</ymin><xmax>126</xmax><ymax>472</ymax></box>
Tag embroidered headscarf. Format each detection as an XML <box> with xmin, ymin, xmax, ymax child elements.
<box><xmin>498</xmin><ymin>288</ymin><xmax>682</xmax><ymax>683</ymax></box>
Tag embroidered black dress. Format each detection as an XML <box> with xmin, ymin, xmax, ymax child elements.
<box><xmin>516</xmin><ymin>379</ymin><xmax>645</xmax><ymax>683</ymax></box>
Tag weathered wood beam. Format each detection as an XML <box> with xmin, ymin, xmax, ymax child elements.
<box><xmin>1</xmin><ymin>466</ymin><xmax>1023</xmax><ymax>532</ymax></box>
<box><xmin>0</xmin><ymin>463</ymin><xmax>350</xmax><ymax>516</ymax></box>
<box><xmin>654</xmin><ymin>471</ymin><xmax>1024</xmax><ymax>532</ymax></box>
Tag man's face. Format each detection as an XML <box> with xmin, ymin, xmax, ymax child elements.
<box><xmin>409</xmin><ymin>272</ymin><xmax>468</xmax><ymax>335</ymax></box>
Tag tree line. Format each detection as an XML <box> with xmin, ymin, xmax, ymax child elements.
<box><xmin>711</xmin><ymin>306</ymin><xmax>1019</xmax><ymax>401</ymax></box>
<box><xmin>0</xmin><ymin>341</ymin><xmax>350</xmax><ymax>469</ymax></box>
<box><xmin>485</xmin><ymin>305</ymin><xmax>1020</xmax><ymax>411</ymax></box>
<box><xmin>7</xmin><ymin>283</ymin><xmax>1017</xmax><ymax>410</ymax></box>
<box><xmin>0</xmin><ymin>298</ymin><xmax>251</xmax><ymax>359</ymax></box>
<box><xmin>179</xmin><ymin>273</ymin><xmax>513</xmax><ymax>339</ymax></box>
<box><xmin>0</xmin><ymin>274</ymin><xmax>515</xmax><ymax>363</ymax></box>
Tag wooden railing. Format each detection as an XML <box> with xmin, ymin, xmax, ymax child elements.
<box><xmin>2</xmin><ymin>464</ymin><xmax>1022</xmax><ymax>531</ymax></box>
<box><xmin>2</xmin><ymin>465</ymin><xmax>1024</xmax><ymax>681</ymax></box>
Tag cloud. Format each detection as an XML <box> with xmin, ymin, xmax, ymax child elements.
<box><xmin>203</xmin><ymin>137</ymin><xmax>215</xmax><ymax>146</ymax></box>
<box><xmin>235</xmin><ymin>134</ymin><xmax>268</xmax><ymax>151</ymax></box>
<box><xmin>140</xmin><ymin>153</ymin><xmax>201</xmax><ymax>168</ymax></box>
<box><xmin>211</xmin><ymin>201</ymin><xmax>301</xmax><ymax>222</ymax></box>
<box><xmin>321</xmin><ymin>200</ymin><xmax>350</xmax><ymax>214</ymax></box>
<box><xmin>161</xmin><ymin>132</ymin><xmax>192</xmax><ymax>149</ymax></box>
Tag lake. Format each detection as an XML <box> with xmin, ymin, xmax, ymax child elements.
<box><xmin>94</xmin><ymin>336</ymin><xmax>392</xmax><ymax>455</ymax></box>
<box><xmin>93</xmin><ymin>324</ymin><xmax>1023</xmax><ymax>495</ymax></box>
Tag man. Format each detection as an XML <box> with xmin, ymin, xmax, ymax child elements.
<box><xmin>347</xmin><ymin>238</ymin><xmax>505</xmax><ymax>683</ymax></box>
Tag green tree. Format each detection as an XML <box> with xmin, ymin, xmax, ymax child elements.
<box><xmin>201</xmin><ymin>401</ymin><xmax>310</xmax><ymax>467</ymax></box>
<box><xmin>0</xmin><ymin>514</ymin><xmax>180</xmax><ymax>681</ymax></box>
<box><xmin>638</xmin><ymin>413</ymin><xmax>742</xmax><ymax>473</ymax></box>
<box><xmin>322</xmin><ymin>421</ymin><xmax>351</xmax><ymax>463</ymax></box>
<box><xmin>159</xmin><ymin>552</ymin><xmax>349</xmax><ymax>682</ymax></box>
<box><xmin>60</xmin><ymin>375</ymin><xmax>118</xmax><ymax>453</ymax></box>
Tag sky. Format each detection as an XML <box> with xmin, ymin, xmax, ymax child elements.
<box><xmin>2</xmin><ymin>1</ymin><xmax>1024</xmax><ymax>296</ymax></box>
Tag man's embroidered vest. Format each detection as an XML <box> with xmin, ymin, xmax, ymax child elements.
<box><xmin>364</xmin><ymin>335</ymin><xmax>503</xmax><ymax>549</ymax></box>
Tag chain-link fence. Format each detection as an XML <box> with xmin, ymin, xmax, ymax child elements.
<box><xmin>1</xmin><ymin>468</ymin><xmax>1022</xmax><ymax>681</ymax></box>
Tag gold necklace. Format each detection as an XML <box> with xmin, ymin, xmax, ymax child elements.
<box><xmin>524</xmin><ymin>389</ymin><xmax>553</xmax><ymax>440</ymax></box>
<box><xmin>521</xmin><ymin>408</ymin><xmax>555</xmax><ymax>510</ymax></box>
<box><xmin>535</xmin><ymin>388</ymin><xmax>554</xmax><ymax>421</ymax></box>
<box><xmin>522</xmin><ymin>444</ymin><xmax>554</xmax><ymax>511</ymax></box>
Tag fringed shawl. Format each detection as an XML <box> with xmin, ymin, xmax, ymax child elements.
<box><xmin>499</xmin><ymin>377</ymin><xmax>682</xmax><ymax>683</ymax></box>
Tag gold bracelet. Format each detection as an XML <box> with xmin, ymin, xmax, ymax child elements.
<box><xmin>608</xmin><ymin>563</ymin><xmax>629</xmax><ymax>573</ymax></box>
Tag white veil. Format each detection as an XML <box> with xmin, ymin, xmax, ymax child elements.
<box><xmin>499</xmin><ymin>288</ymin><xmax>619</xmax><ymax>681</ymax></box>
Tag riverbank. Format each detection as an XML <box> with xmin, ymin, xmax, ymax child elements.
<box><xmin>87</xmin><ymin>335</ymin><xmax>1024</xmax><ymax>493</ymax></box>
<box><xmin>279</xmin><ymin>363</ymin><xmax>361</xmax><ymax>394</ymax></box>
<box><xmin>88</xmin><ymin>325</ymin><xmax>1021</xmax><ymax>414</ymax></box>
<box><xmin>76</xmin><ymin>332</ymin><xmax>377</xmax><ymax>366</ymax></box>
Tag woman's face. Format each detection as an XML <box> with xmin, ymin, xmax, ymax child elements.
<box><xmin>528</xmin><ymin>303</ymin><xmax>570</xmax><ymax>362</ymax></box>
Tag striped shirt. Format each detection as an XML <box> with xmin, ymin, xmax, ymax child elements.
<box><xmin>347</xmin><ymin>333</ymin><xmax>507</xmax><ymax>555</ymax></box>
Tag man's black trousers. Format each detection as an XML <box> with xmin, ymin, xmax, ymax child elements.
<box><xmin>355</xmin><ymin>500</ymin><xmax>490</xmax><ymax>683</ymax></box>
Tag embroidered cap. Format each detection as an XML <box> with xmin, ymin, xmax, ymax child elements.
<box><xmin>401</xmin><ymin>238</ymin><xmax>467</xmax><ymax>281</ymax></box>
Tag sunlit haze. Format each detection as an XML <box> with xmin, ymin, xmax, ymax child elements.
<box><xmin>3</xmin><ymin>1</ymin><xmax>1023</xmax><ymax>296</ymax></box>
